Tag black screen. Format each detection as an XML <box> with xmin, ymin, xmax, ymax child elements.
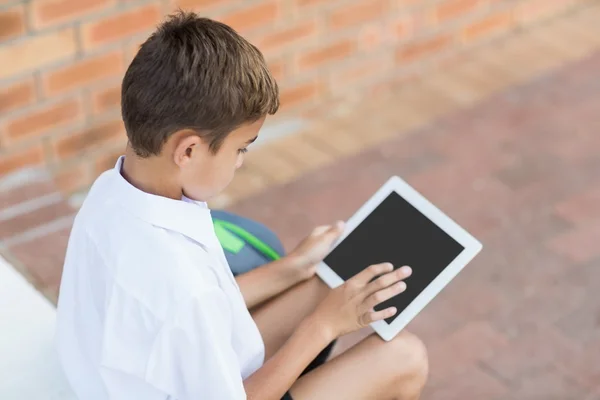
<box><xmin>323</xmin><ymin>192</ymin><xmax>465</xmax><ymax>324</ymax></box>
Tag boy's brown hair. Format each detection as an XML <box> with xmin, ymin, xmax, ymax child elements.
<box><xmin>121</xmin><ymin>11</ymin><xmax>280</xmax><ymax>157</ymax></box>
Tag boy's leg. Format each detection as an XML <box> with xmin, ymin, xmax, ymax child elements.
<box><xmin>289</xmin><ymin>332</ymin><xmax>428</xmax><ymax>400</ymax></box>
<box><xmin>251</xmin><ymin>276</ymin><xmax>330</xmax><ymax>359</ymax></box>
<box><xmin>252</xmin><ymin>277</ymin><xmax>428</xmax><ymax>399</ymax></box>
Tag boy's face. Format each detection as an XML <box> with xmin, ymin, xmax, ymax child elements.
<box><xmin>176</xmin><ymin>117</ymin><xmax>265</xmax><ymax>201</ymax></box>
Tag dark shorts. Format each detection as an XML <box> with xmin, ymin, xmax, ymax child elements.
<box><xmin>281</xmin><ymin>340</ymin><xmax>335</xmax><ymax>400</ymax></box>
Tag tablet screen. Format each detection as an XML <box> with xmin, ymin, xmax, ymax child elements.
<box><xmin>323</xmin><ymin>192</ymin><xmax>465</xmax><ymax>324</ymax></box>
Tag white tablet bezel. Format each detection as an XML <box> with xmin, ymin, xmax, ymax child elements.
<box><xmin>316</xmin><ymin>176</ymin><xmax>483</xmax><ymax>342</ymax></box>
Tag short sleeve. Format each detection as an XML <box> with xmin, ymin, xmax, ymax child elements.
<box><xmin>144</xmin><ymin>289</ymin><xmax>247</xmax><ymax>400</ymax></box>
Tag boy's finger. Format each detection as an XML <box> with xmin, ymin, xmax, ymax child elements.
<box><xmin>350</xmin><ymin>263</ymin><xmax>394</xmax><ymax>287</ymax></box>
<box><xmin>362</xmin><ymin>307</ymin><xmax>397</xmax><ymax>325</ymax></box>
<box><xmin>362</xmin><ymin>266</ymin><xmax>412</xmax><ymax>299</ymax></box>
<box><xmin>361</xmin><ymin>280</ymin><xmax>407</xmax><ymax>312</ymax></box>
<box><xmin>312</xmin><ymin>225</ymin><xmax>331</xmax><ymax>236</ymax></box>
<box><xmin>320</xmin><ymin>222</ymin><xmax>344</xmax><ymax>244</ymax></box>
<box><xmin>326</xmin><ymin>221</ymin><xmax>345</xmax><ymax>236</ymax></box>
<box><xmin>313</xmin><ymin>221</ymin><xmax>344</xmax><ymax>238</ymax></box>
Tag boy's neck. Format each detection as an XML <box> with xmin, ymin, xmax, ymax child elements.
<box><xmin>121</xmin><ymin>147</ymin><xmax>183</xmax><ymax>200</ymax></box>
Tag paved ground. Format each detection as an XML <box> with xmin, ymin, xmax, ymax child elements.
<box><xmin>229</xmin><ymin>51</ymin><xmax>600</xmax><ymax>399</ymax></box>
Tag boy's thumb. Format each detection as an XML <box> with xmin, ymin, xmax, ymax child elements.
<box><xmin>328</xmin><ymin>220</ymin><xmax>345</xmax><ymax>236</ymax></box>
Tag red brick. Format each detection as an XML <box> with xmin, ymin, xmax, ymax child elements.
<box><xmin>406</xmin><ymin>310</ymin><xmax>461</xmax><ymax>346</ymax></box>
<box><xmin>331</xmin><ymin>54</ymin><xmax>391</xmax><ymax>89</ymax></box>
<box><xmin>389</xmin><ymin>16</ymin><xmax>413</xmax><ymax>40</ymax></box>
<box><xmin>516</xmin><ymin>0</ymin><xmax>571</xmax><ymax>24</ymax></box>
<box><xmin>434</xmin><ymin>0</ymin><xmax>481</xmax><ymax>22</ymax></box>
<box><xmin>90</xmin><ymin>83</ymin><xmax>121</xmax><ymax>114</ymax></box>
<box><xmin>547</xmin><ymin>223</ymin><xmax>600</xmax><ymax>263</ymax></box>
<box><xmin>267</xmin><ymin>59</ymin><xmax>285</xmax><ymax>82</ymax></box>
<box><xmin>0</xmin><ymin>181</ymin><xmax>57</xmax><ymax>212</ymax></box>
<box><xmin>294</xmin><ymin>0</ymin><xmax>328</xmax><ymax>7</ymax></box>
<box><xmin>0</xmin><ymin>200</ymin><xmax>73</xmax><ymax>240</ymax></box>
<box><xmin>554</xmin><ymin>187</ymin><xmax>600</xmax><ymax>225</ymax></box>
<box><xmin>80</xmin><ymin>4</ymin><xmax>161</xmax><ymax>50</ymax></box>
<box><xmin>43</xmin><ymin>51</ymin><xmax>124</xmax><ymax>96</ymax></box>
<box><xmin>396</xmin><ymin>34</ymin><xmax>453</xmax><ymax>63</ymax></box>
<box><xmin>0</xmin><ymin>28</ymin><xmax>77</xmax><ymax>80</ymax></box>
<box><xmin>562</xmin><ymin>338</ymin><xmax>600</xmax><ymax>389</ymax></box>
<box><xmin>298</xmin><ymin>40</ymin><xmax>356</xmax><ymax>70</ymax></box>
<box><xmin>0</xmin><ymin>5</ymin><xmax>25</xmax><ymax>41</ymax></box>
<box><xmin>429</xmin><ymin>321</ymin><xmax>509</xmax><ymax>378</ymax></box>
<box><xmin>176</xmin><ymin>0</ymin><xmax>226</xmax><ymax>10</ymax></box>
<box><xmin>509</xmin><ymin>367</ymin><xmax>588</xmax><ymax>399</ymax></box>
<box><xmin>0</xmin><ymin>79</ymin><xmax>35</xmax><ymax>114</ymax></box>
<box><xmin>556</xmin><ymin>287</ymin><xmax>600</xmax><ymax>347</ymax></box>
<box><xmin>4</xmin><ymin>99</ymin><xmax>82</xmax><ymax>142</ymax></box>
<box><xmin>426</xmin><ymin>366</ymin><xmax>509</xmax><ymax>400</ymax></box>
<box><xmin>7</xmin><ymin>226</ymin><xmax>71</xmax><ymax>290</ymax></box>
<box><xmin>494</xmin><ymin>154</ymin><xmax>562</xmax><ymax>190</ymax></box>
<box><xmin>53</xmin><ymin>119</ymin><xmax>125</xmax><ymax>160</ymax></box>
<box><xmin>491</xmin><ymin>275</ymin><xmax>585</xmax><ymax>337</ymax></box>
<box><xmin>484</xmin><ymin>327</ymin><xmax>581</xmax><ymax>384</ymax></box>
<box><xmin>257</xmin><ymin>20</ymin><xmax>317</xmax><ymax>52</ymax></box>
<box><xmin>124</xmin><ymin>39</ymin><xmax>144</xmax><ymax>65</ymax></box>
<box><xmin>328</xmin><ymin>0</ymin><xmax>389</xmax><ymax>30</ymax></box>
<box><xmin>0</xmin><ymin>145</ymin><xmax>45</xmax><ymax>176</ymax></box>
<box><xmin>463</xmin><ymin>10</ymin><xmax>514</xmax><ymax>40</ymax></box>
<box><xmin>397</xmin><ymin>0</ymin><xmax>425</xmax><ymax>7</ymax></box>
<box><xmin>93</xmin><ymin>146</ymin><xmax>123</xmax><ymax>176</ymax></box>
<box><xmin>280</xmin><ymin>81</ymin><xmax>322</xmax><ymax>108</ymax></box>
<box><xmin>220</xmin><ymin>1</ymin><xmax>279</xmax><ymax>33</ymax></box>
<box><xmin>54</xmin><ymin>164</ymin><xmax>90</xmax><ymax>194</ymax></box>
<box><xmin>444</xmin><ymin>276</ymin><xmax>514</xmax><ymax>318</ymax></box>
<box><xmin>359</xmin><ymin>25</ymin><xmax>384</xmax><ymax>50</ymax></box>
<box><xmin>30</xmin><ymin>0</ymin><xmax>115</xmax><ymax>30</ymax></box>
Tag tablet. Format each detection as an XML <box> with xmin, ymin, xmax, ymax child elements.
<box><xmin>316</xmin><ymin>176</ymin><xmax>482</xmax><ymax>341</ymax></box>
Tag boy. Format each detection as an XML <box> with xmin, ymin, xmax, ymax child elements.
<box><xmin>56</xmin><ymin>11</ymin><xmax>428</xmax><ymax>400</ymax></box>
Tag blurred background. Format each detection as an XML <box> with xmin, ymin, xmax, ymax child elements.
<box><xmin>1</xmin><ymin>0</ymin><xmax>600</xmax><ymax>398</ymax></box>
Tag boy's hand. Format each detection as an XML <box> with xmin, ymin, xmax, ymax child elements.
<box><xmin>286</xmin><ymin>221</ymin><xmax>345</xmax><ymax>282</ymax></box>
<box><xmin>312</xmin><ymin>263</ymin><xmax>412</xmax><ymax>340</ymax></box>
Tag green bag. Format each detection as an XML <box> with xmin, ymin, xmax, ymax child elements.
<box><xmin>213</xmin><ymin>218</ymin><xmax>281</xmax><ymax>262</ymax></box>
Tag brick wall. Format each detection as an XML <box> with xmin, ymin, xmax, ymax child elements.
<box><xmin>0</xmin><ymin>0</ymin><xmax>588</xmax><ymax>194</ymax></box>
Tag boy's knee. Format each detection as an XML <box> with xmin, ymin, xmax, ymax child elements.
<box><xmin>388</xmin><ymin>331</ymin><xmax>429</xmax><ymax>392</ymax></box>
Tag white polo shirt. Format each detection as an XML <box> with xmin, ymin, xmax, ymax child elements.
<box><xmin>56</xmin><ymin>156</ymin><xmax>264</xmax><ymax>400</ymax></box>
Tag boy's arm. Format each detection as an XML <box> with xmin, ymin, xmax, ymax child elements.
<box><xmin>243</xmin><ymin>262</ymin><xmax>408</xmax><ymax>400</ymax></box>
<box><xmin>236</xmin><ymin>222</ymin><xmax>344</xmax><ymax>309</ymax></box>
<box><xmin>235</xmin><ymin>255</ymin><xmax>306</xmax><ymax>309</ymax></box>
<box><xmin>243</xmin><ymin>314</ymin><xmax>332</xmax><ymax>399</ymax></box>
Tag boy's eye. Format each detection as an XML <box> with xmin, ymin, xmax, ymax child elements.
<box><xmin>238</xmin><ymin>148</ymin><xmax>248</xmax><ymax>154</ymax></box>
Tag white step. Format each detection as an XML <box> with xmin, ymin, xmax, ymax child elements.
<box><xmin>0</xmin><ymin>256</ymin><xmax>76</xmax><ymax>400</ymax></box>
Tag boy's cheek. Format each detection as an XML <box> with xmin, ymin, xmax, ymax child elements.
<box><xmin>235</xmin><ymin>154</ymin><xmax>244</xmax><ymax>169</ymax></box>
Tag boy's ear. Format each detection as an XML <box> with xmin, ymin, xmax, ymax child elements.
<box><xmin>172</xmin><ymin>131</ymin><xmax>204</xmax><ymax>167</ymax></box>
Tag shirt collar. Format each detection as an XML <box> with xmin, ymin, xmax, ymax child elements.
<box><xmin>111</xmin><ymin>156</ymin><xmax>219</xmax><ymax>249</ymax></box>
